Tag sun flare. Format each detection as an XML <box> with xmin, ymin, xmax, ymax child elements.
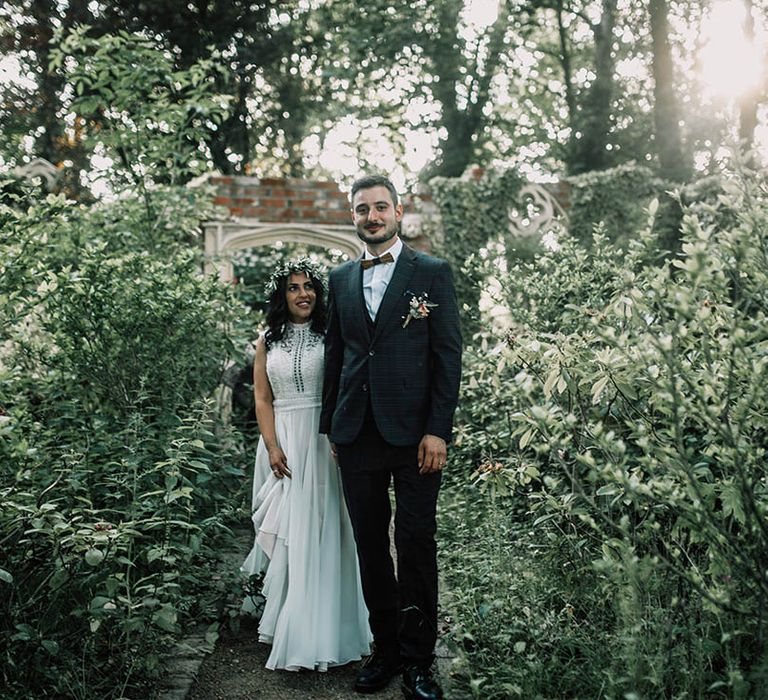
<box><xmin>698</xmin><ymin>0</ymin><xmax>764</xmax><ymax>100</ymax></box>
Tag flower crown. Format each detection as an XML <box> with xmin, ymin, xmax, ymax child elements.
<box><xmin>264</xmin><ymin>256</ymin><xmax>325</xmax><ymax>296</ymax></box>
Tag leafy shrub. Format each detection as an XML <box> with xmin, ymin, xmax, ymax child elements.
<box><xmin>567</xmin><ymin>162</ymin><xmax>682</xmax><ymax>251</ymax></box>
<box><xmin>1</xmin><ymin>174</ymin><xmax>246</xmax><ymax>700</ymax></box>
<box><xmin>429</xmin><ymin>167</ymin><xmax>525</xmax><ymax>337</ymax></box>
<box><xmin>0</xmin><ymin>26</ymin><xmax>257</xmax><ymax>698</ymax></box>
<box><xmin>443</xmin><ymin>162</ymin><xmax>768</xmax><ymax>698</ymax></box>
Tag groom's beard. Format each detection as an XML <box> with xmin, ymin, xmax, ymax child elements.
<box><xmin>356</xmin><ymin>221</ymin><xmax>399</xmax><ymax>246</ymax></box>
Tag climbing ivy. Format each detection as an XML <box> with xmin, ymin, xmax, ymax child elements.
<box><xmin>567</xmin><ymin>162</ymin><xmax>682</xmax><ymax>250</ymax></box>
<box><xmin>429</xmin><ymin>168</ymin><xmax>525</xmax><ymax>338</ymax></box>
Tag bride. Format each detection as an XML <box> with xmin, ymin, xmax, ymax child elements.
<box><xmin>241</xmin><ymin>257</ymin><xmax>371</xmax><ymax>671</ymax></box>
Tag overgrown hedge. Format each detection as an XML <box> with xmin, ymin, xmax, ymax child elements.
<box><xmin>567</xmin><ymin>161</ymin><xmax>682</xmax><ymax>251</ymax></box>
<box><xmin>429</xmin><ymin>168</ymin><xmax>525</xmax><ymax>337</ymax></box>
<box><xmin>442</xmin><ymin>161</ymin><xmax>768</xmax><ymax>698</ymax></box>
<box><xmin>0</xmin><ymin>178</ymin><xmax>250</xmax><ymax>698</ymax></box>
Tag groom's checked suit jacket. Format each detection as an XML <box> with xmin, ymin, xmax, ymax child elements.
<box><xmin>320</xmin><ymin>243</ymin><xmax>462</xmax><ymax>447</ymax></box>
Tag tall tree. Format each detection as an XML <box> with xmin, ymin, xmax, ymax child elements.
<box><xmin>739</xmin><ymin>0</ymin><xmax>760</xmax><ymax>146</ymax></box>
<box><xmin>532</xmin><ymin>0</ymin><xmax>628</xmax><ymax>175</ymax></box>
<box><xmin>331</xmin><ymin>0</ymin><xmax>520</xmax><ymax>179</ymax></box>
<box><xmin>649</xmin><ymin>0</ymin><xmax>689</xmax><ymax>180</ymax></box>
<box><xmin>422</xmin><ymin>0</ymin><xmax>512</xmax><ymax>177</ymax></box>
<box><xmin>97</xmin><ymin>0</ymin><xmax>281</xmax><ymax>175</ymax></box>
<box><xmin>1</xmin><ymin>0</ymin><xmax>93</xmax><ymax>193</ymax></box>
<box><xmin>569</xmin><ymin>0</ymin><xmax>618</xmax><ymax>173</ymax></box>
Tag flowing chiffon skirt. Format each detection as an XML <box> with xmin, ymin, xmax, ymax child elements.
<box><xmin>241</xmin><ymin>400</ymin><xmax>372</xmax><ymax>671</ymax></box>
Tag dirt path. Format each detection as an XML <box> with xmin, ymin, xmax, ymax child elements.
<box><xmin>185</xmin><ymin>525</ymin><xmax>454</xmax><ymax>700</ymax></box>
<box><xmin>187</xmin><ymin>616</ymin><xmax>405</xmax><ymax>700</ymax></box>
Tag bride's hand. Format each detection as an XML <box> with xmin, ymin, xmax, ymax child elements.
<box><xmin>268</xmin><ymin>446</ymin><xmax>291</xmax><ymax>478</ymax></box>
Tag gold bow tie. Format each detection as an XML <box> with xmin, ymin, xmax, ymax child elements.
<box><xmin>360</xmin><ymin>252</ymin><xmax>394</xmax><ymax>269</ymax></box>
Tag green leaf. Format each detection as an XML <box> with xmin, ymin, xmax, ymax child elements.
<box><xmin>90</xmin><ymin>596</ymin><xmax>111</xmax><ymax>610</ymax></box>
<box><xmin>0</xmin><ymin>568</ymin><xmax>13</xmax><ymax>584</ymax></box>
<box><xmin>205</xmin><ymin>621</ymin><xmax>220</xmax><ymax>646</ymax></box>
<box><xmin>720</xmin><ymin>483</ymin><xmax>745</xmax><ymax>524</ymax></box>
<box><xmin>85</xmin><ymin>549</ymin><xmax>105</xmax><ymax>566</ymax></box>
<box><xmin>532</xmin><ymin>513</ymin><xmax>556</xmax><ymax>527</ymax></box>
<box><xmin>543</xmin><ymin>367</ymin><xmax>560</xmax><ymax>397</ymax></box>
<box><xmin>152</xmin><ymin>606</ymin><xmax>178</xmax><ymax>632</ymax></box>
<box><xmin>596</xmin><ymin>484</ymin><xmax>619</xmax><ymax>496</ymax></box>
<box><xmin>49</xmin><ymin>568</ymin><xmax>68</xmax><ymax>589</ymax></box>
<box><xmin>591</xmin><ymin>376</ymin><xmax>609</xmax><ymax>404</ymax></box>
<box><xmin>11</xmin><ymin>624</ymin><xmax>35</xmax><ymax>641</ymax></box>
<box><xmin>42</xmin><ymin>640</ymin><xmax>60</xmax><ymax>655</ymax></box>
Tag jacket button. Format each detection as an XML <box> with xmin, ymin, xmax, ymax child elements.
<box><xmin>368</xmin><ymin>350</ymin><xmax>375</xmax><ymax>356</ymax></box>
<box><xmin>362</xmin><ymin>383</ymin><xmax>368</xmax><ymax>392</ymax></box>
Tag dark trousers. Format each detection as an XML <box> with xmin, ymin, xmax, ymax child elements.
<box><xmin>336</xmin><ymin>407</ymin><xmax>442</xmax><ymax>664</ymax></box>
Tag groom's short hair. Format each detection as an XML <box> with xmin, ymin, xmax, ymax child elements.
<box><xmin>350</xmin><ymin>174</ymin><xmax>399</xmax><ymax>206</ymax></box>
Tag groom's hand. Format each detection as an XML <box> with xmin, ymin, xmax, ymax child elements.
<box><xmin>418</xmin><ymin>434</ymin><xmax>447</xmax><ymax>474</ymax></box>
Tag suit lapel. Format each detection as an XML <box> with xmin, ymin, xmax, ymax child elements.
<box><xmin>346</xmin><ymin>256</ymin><xmax>371</xmax><ymax>340</ymax></box>
<box><xmin>372</xmin><ymin>244</ymin><xmax>417</xmax><ymax>342</ymax></box>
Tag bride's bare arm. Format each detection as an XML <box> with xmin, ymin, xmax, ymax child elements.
<box><xmin>253</xmin><ymin>337</ymin><xmax>290</xmax><ymax>478</ymax></box>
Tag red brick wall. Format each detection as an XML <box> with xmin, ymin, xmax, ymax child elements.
<box><xmin>210</xmin><ymin>176</ymin><xmax>572</xmax><ymax>223</ymax></box>
<box><xmin>544</xmin><ymin>180</ymin><xmax>572</xmax><ymax>212</ymax></box>
<box><xmin>211</xmin><ymin>176</ymin><xmax>351</xmax><ymax>225</ymax></box>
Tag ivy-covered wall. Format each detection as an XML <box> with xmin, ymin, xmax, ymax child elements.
<box><xmin>428</xmin><ymin>168</ymin><xmax>525</xmax><ymax>338</ymax></box>
<box><xmin>566</xmin><ymin>162</ymin><xmax>681</xmax><ymax>249</ymax></box>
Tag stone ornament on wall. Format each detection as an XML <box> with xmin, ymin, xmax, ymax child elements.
<box><xmin>508</xmin><ymin>183</ymin><xmax>569</xmax><ymax>238</ymax></box>
<box><xmin>11</xmin><ymin>157</ymin><xmax>61</xmax><ymax>190</ymax></box>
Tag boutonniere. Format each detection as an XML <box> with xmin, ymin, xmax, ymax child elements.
<box><xmin>402</xmin><ymin>292</ymin><xmax>438</xmax><ymax>328</ymax></box>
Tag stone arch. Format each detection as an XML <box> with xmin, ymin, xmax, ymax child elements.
<box><xmin>203</xmin><ymin>220</ymin><xmax>363</xmax><ymax>282</ymax></box>
<box><xmin>12</xmin><ymin>157</ymin><xmax>61</xmax><ymax>190</ymax></box>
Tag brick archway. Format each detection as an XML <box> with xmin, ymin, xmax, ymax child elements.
<box><xmin>203</xmin><ymin>220</ymin><xmax>362</xmax><ymax>282</ymax></box>
<box><xmin>201</xmin><ymin>175</ymin><xmax>364</xmax><ymax>282</ymax></box>
<box><xmin>201</xmin><ymin>173</ymin><xmax>570</xmax><ymax>282</ymax></box>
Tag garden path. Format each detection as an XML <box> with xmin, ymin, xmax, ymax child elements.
<box><xmin>186</xmin><ymin>617</ymin><xmax>404</xmax><ymax>700</ymax></box>
<box><xmin>167</xmin><ymin>526</ymin><xmax>453</xmax><ymax>700</ymax></box>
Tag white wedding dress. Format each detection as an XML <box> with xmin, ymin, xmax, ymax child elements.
<box><xmin>241</xmin><ymin>322</ymin><xmax>372</xmax><ymax>671</ymax></box>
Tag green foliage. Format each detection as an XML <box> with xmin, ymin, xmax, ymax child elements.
<box><xmin>443</xmin><ymin>161</ymin><xmax>768</xmax><ymax>697</ymax></box>
<box><xmin>51</xmin><ymin>26</ymin><xmax>230</xmax><ymax>188</ymax></box>
<box><xmin>429</xmin><ymin>167</ymin><xmax>525</xmax><ymax>337</ymax></box>
<box><xmin>567</xmin><ymin>162</ymin><xmax>682</xmax><ymax>250</ymax></box>
<box><xmin>0</xmin><ymin>28</ymin><xmax>250</xmax><ymax>698</ymax></box>
<box><xmin>439</xmin><ymin>483</ymin><xmax>612</xmax><ymax>699</ymax></box>
<box><xmin>0</xmin><ymin>182</ymin><xmax>247</xmax><ymax>698</ymax></box>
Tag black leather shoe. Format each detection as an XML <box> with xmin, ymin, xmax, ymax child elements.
<box><xmin>401</xmin><ymin>664</ymin><xmax>443</xmax><ymax>700</ymax></box>
<box><xmin>355</xmin><ymin>650</ymin><xmax>402</xmax><ymax>694</ymax></box>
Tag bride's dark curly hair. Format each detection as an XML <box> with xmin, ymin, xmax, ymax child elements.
<box><xmin>263</xmin><ymin>261</ymin><xmax>327</xmax><ymax>350</ymax></box>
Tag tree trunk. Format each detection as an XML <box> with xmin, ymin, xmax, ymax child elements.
<box><xmin>739</xmin><ymin>0</ymin><xmax>759</xmax><ymax>146</ymax></box>
<box><xmin>570</xmin><ymin>0</ymin><xmax>617</xmax><ymax>174</ymax></box>
<box><xmin>277</xmin><ymin>77</ymin><xmax>307</xmax><ymax>178</ymax></box>
<box><xmin>427</xmin><ymin>0</ymin><xmax>507</xmax><ymax>178</ymax></box>
<box><xmin>649</xmin><ymin>0</ymin><xmax>689</xmax><ymax>180</ymax></box>
<box><xmin>206</xmin><ymin>70</ymin><xmax>252</xmax><ymax>175</ymax></box>
<box><xmin>555</xmin><ymin>0</ymin><xmax>578</xmax><ymax>168</ymax></box>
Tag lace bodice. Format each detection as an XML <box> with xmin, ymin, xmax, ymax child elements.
<box><xmin>265</xmin><ymin>322</ymin><xmax>324</xmax><ymax>410</ymax></box>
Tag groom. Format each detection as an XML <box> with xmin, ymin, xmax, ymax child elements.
<box><xmin>321</xmin><ymin>174</ymin><xmax>462</xmax><ymax>699</ymax></box>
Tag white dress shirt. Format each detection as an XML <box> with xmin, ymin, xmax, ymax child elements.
<box><xmin>362</xmin><ymin>237</ymin><xmax>403</xmax><ymax>321</ymax></box>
